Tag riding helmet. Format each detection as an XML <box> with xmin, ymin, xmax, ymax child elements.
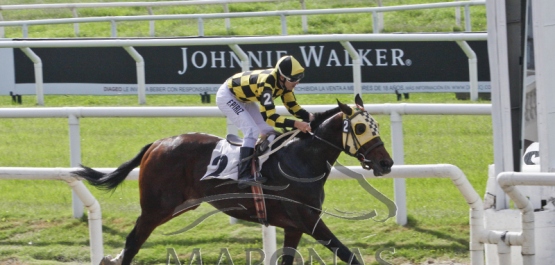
<box><xmin>276</xmin><ymin>55</ymin><xmax>305</xmax><ymax>82</ymax></box>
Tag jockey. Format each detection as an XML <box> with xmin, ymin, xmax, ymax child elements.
<box><xmin>216</xmin><ymin>55</ymin><xmax>313</xmax><ymax>188</ymax></box>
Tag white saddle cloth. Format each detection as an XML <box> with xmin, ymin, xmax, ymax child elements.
<box><xmin>201</xmin><ymin>140</ymin><xmax>270</xmax><ymax>181</ymax></box>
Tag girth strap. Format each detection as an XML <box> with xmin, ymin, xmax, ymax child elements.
<box><xmin>251</xmin><ymin>184</ymin><xmax>268</xmax><ymax>226</ymax></box>
<box><xmin>250</xmin><ymin>157</ymin><xmax>268</xmax><ymax>226</ymax></box>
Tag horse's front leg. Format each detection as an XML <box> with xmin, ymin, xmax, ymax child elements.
<box><xmin>276</xmin><ymin>229</ymin><xmax>303</xmax><ymax>265</ymax></box>
<box><xmin>308</xmin><ymin>220</ymin><xmax>361</xmax><ymax>265</ymax></box>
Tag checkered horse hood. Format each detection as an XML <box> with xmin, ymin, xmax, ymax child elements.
<box><xmin>342</xmin><ymin>106</ymin><xmax>380</xmax><ymax>156</ymax></box>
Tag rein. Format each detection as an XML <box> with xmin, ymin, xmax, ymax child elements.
<box><xmin>257</xmin><ymin>130</ymin><xmax>300</xmax><ymax>160</ymax></box>
<box><xmin>310</xmin><ymin>132</ymin><xmax>343</xmax><ymax>152</ymax></box>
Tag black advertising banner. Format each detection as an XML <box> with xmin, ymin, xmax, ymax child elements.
<box><xmin>12</xmin><ymin>39</ymin><xmax>490</xmax><ymax>95</ymax></box>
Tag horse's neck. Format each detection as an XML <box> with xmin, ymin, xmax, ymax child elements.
<box><xmin>275</xmin><ymin>112</ymin><xmax>345</xmax><ymax>177</ymax></box>
<box><xmin>313</xmin><ymin>114</ymin><xmax>345</xmax><ymax>161</ymax></box>
<box><xmin>289</xmin><ymin>135</ymin><xmax>343</xmax><ymax>171</ymax></box>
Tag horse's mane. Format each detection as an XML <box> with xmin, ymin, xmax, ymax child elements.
<box><xmin>269</xmin><ymin>106</ymin><xmax>341</xmax><ymax>147</ymax></box>
<box><xmin>311</xmin><ymin>106</ymin><xmax>341</xmax><ymax>129</ymax></box>
<box><xmin>297</xmin><ymin>106</ymin><xmax>341</xmax><ymax>140</ymax></box>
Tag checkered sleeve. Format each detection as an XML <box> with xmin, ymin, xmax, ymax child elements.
<box><xmin>259</xmin><ymin>88</ymin><xmax>295</xmax><ymax>128</ymax></box>
<box><xmin>281</xmin><ymin>90</ymin><xmax>310</xmax><ymax>122</ymax></box>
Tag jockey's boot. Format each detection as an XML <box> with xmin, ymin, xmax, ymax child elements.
<box><xmin>237</xmin><ymin>147</ymin><xmax>266</xmax><ymax>189</ymax></box>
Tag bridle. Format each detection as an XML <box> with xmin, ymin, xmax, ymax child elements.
<box><xmin>311</xmin><ymin>109</ymin><xmax>383</xmax><ymax>170</ymax></box>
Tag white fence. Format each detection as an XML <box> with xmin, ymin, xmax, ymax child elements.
<box><xmin>4</xmin><ymin>164</ymin><xmax>550</xmax><ymax>265</ymax></box>
<box><xmin>0</xmin><ymin>104</ymin><xmax>491</xmax><ymax>264</ymax></box>
<box><xmin>0</xmin><ymin>104</ymin><xmax>491</xmax><ymax>222</ymax></box>
<box><xmin>0</xmin><ymin>164</ymin><xmax>483</xmax><ymax>265</ymax></box>
<box><xmin>0</xmin><ymin>0</ymin><xmax>277</xmax><ymax>38</ymax></box>
<box><xmin>0</xmin><ymin>1</ymin><xmax>485</xmax><ymax>38</ymax></box>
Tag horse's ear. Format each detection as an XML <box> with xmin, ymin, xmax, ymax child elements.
<box><xmin>354</xmin><ymin>94</ymin><xmax>364</xmax><ymax>110</ymax></box>
<box><xmin>337</xmin><ymin>98</ymin><xmax>353</xmax><ymax>116</ymax></box>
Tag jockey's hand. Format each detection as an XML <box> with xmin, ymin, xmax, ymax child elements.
<box><xmin>294</xmin><ymin>120</ymin><xmax>312</xmax><ymax>133</ymax></box>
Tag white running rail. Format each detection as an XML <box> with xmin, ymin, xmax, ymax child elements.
<box><xmin>0</xmin><ymin>1</ymin><xmax>485</xmax><ymax>38</ymax></box>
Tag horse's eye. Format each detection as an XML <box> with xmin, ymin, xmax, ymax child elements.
<box><xmin>355</xmin><ymin>123</ymin><xmax>366</xmax><ymax>135</ymax></box>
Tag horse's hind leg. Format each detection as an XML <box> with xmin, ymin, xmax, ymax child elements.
<box><xmin>120</xmin><ymin>215</ymin><xmax>161</xmax><ymax>265</ymax></box>
<box><xmin>104</xmin><ymin>204</ymin><xmax>198</xmax><ymax>265</ymax></box>
<box><xmin>99</xmin><ymin>213</ymin><xmax>169</xmax><ymax>265</ymax></box>
<box><xmin>99</xmin><ymin>213</ymin><xmax>163</xmax><ymax>265</ymax></box>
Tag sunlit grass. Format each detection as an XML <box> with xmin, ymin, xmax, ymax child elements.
<box><xmin>0</xmin><ymin>93</ymin><xmax>491</xmax><ymax>264</ymax></box>
<box><xmin>0</xmin><ymin>0</ymin><xmax>487</xmax><ymax>38</ymax></box>
<box><xmin>0</xmin><ymin>0</ymin><xmax>490</xmax><ymax>263</ymax></box>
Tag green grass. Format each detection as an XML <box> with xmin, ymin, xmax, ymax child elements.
<box><xmin>0</xmin><ymin>0</ymin><xmax>492</xmax><ymax>264</ymax></box>
<box><xmin>0</xmin><ymin>0</ymin><xmax>487</xmax><ymax>38</ymax></box>
<box><xmin>0</xmin><ymin>93</ymin><xmax>492</xmax><ymax>265</ymax></box>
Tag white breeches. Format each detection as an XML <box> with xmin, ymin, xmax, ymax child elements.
<box><xmin>216</xmin><ymin>83</ymin><xmax>274</xmax><ymax>148</ymax></box>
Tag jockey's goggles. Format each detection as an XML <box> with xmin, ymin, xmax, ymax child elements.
<box><xmin>281</xmin><ymin>72</ymin><xmax>305</xmax><ymax>83</ymax></box>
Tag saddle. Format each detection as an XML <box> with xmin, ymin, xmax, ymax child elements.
<box><xmin>225</xmin><ymin>133</ymin><xmax>273</xmax><ymax>154</ymax></box>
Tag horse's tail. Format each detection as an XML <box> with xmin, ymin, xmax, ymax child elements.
<box><xmin>72</xmin><ymin>143</ymin><xmax>153</xmax><ymax>191</ymax></box>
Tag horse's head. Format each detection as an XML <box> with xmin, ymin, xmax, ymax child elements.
<box><xmin>336</xmin><ymin>94</ymin><xmax>393</xmax><ymax>176</ymax></box>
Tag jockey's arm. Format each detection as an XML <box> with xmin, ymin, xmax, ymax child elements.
<box><xmin>258</xmin><ymin>89</ymin><xmax>295</xmax><ymax>128</ymax></box>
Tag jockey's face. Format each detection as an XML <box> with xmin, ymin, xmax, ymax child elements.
<box><xmin>279</xmin><ymin>75</ymin><xmax>300</xmax><ymax>91</ymax></box>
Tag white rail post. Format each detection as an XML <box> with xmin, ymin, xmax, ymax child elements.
<box><xmin>68</xmin><ymin>111</ymin><xmax>85</xmax><ymax>218</ymax></box>
<box><xmin>300</xmin><ymin>0</ymin><xmax>307</xmax><ymax>34</ymax></box>
<box><xmin>372</xmin><ymin>11</ymin><xmax>379</xmax><ymax>34</ymax></box>
<box><xmin>147</xmin><ymin>6</ymin><xmax>155</xmax><ymax>37</ymax></box>
<box><xmin>19</xmin><ymin>47</ymin><xmax>44</xmax><ymax>106</ymax></box>
<box><xmin>390</xmin><ymin>110</ymin><xmax>407</xmax><ymax>225</ymax></box>
<box><xmin>70</xmin><ymin>7</ymin><xmax>79</xmax><ymax>37</ymax></box>
<box><xmin>223</xmin><ymin>3</ymin><xmax>231</xmax><ymax>33</ymax></box>
<box><xmin>22</xmin><ymin>23</ymin><xmax>28</xmax><ymax>38</ymax></box>
<box><xmin>0</xmin><ymin>11</ymin><xmax>4</xmax><ymax>38</ymax></box>
<box><xmin>63</xmin><ymin>175</ymin><xmax>104</xmax><ymax>265</ymax></box>
<box><xmin>262</xmin><ymin>226</ymin><xmax>276</xmax><ymax>265</ymax></box>
<box><xmin>198</xmin><ymin>18</ymin><xmax>204</xmax><ymax>36</ymax></box>
<box><xmin>464</xmin><ymin>4</ymin><xmax>471</xmax><ymax>32</ymax></box>
<box><xmin>110</xmin><ymin>20</ymin><xmax>117</xmax><ymax>37</ymax></box>
<box><xmin>456</xmin><ymin>40</ymin><xmax>478</xmax><ymax>101</ymax></box>
<box><xmin>376</xmin><ymin>0</ymin><xmax>384</xmax><ymax>33</ymax></box>
<box><xmin>280</xmin><ymin>14</ymin><xmax>287</xmax><ymax>35</ymax></box>
<box><xmin>455</xmin><ymin>0</ymin><xmax>461</xmax><ymax>28</ymax></box>
<box><xmin>123</xmin><ymin>46</ymin><xmax>146</xmax><ymax>105</ymax></box>
<box><xmin>340</xmin><ymin>41</ymin><xmax>361</xmax><ymax>97</ymax></box>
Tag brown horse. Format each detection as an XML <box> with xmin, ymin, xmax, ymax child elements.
<box><xmin>73</xmin><ymin>94</ymin><xmax>393</xmax><ymax>265</ymax></box>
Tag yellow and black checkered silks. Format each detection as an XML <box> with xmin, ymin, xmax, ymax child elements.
<box><xmin>342</xmin><ymin>107</ymin><xmax>380</xmax><ymax>155</ymax></box>
<box><xmin>226</xmin><ymin>69</ymin><xmax>309</xmax><ymax>128</ymax></box>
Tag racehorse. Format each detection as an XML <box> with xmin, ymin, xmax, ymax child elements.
<box><xmin>73</xmin><ymin>94</ymin><xmax>393</xmax><ymax>265</ymax></box>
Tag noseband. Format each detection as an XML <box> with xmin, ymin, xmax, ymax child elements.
<box><xmin>356</xmin><ymin>139</ymin><xmax>384</xmax><ymax>170</ymax></box>
<box><xmin>312</xmin><ymin>110</ymin><xmax>383</xmax><ymax>169</ymax></box>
